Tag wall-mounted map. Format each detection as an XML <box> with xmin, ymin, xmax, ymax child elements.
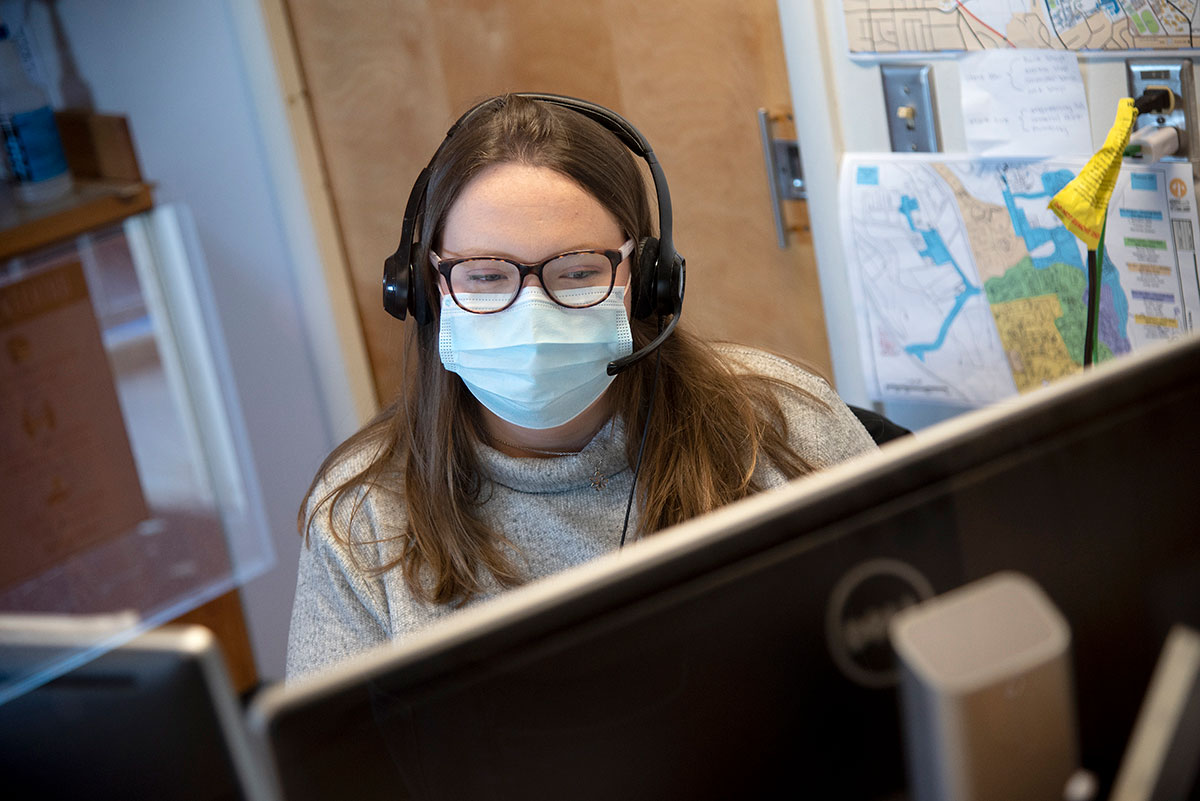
<box><xmin>843</xmin><ymin>0</ymin><xmax>1196</xmax><ymax>55</ymax></box>
<box><xmin>839</xmin><ymin>154</ymin><xmax>1200</xmax><ymax>405</ymax></box>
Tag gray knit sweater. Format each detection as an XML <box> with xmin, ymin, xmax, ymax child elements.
<box><xmin>285</xmin><ymin>346</ymin><xmax>876</xmax><ymax>679</ymax></box>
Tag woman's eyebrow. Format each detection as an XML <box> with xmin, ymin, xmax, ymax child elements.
<box><xmin>439</xmin><ymin>244</ymin><xmax>617</xmax><ymax>262</ymax></box>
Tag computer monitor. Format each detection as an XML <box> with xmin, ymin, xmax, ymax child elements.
<box><xmin>0</xmin><ymin>624</ymin><xmax>273</xmax><ymax>801</ymax></box>
<box><xmin>249</xmin><ymin>335</ymin><xmax>1200</xmax><ymax>801</ymax></box>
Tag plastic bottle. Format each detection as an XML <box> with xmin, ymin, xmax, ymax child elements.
<box><xmin>0</xmin><ymin>20</ymin><xmax>72</xmax><ymax>205</ymax></box>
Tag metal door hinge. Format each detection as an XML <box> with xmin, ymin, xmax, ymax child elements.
<box><xmin>757</xmin><ymin>108</ymin><xmax>806</xmax><ymax>248</ymax></box>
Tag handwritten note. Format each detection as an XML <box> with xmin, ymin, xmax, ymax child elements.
<box><xmin>960</xmin><ymin>50</ymin><xmax>1092</xmax><ymax>157</ymax></box>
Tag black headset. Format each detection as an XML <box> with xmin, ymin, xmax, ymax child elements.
<box><xmin>382</xmin><ymin>92</ymin><xmax>684</xmax><ymax>375</ymax></box>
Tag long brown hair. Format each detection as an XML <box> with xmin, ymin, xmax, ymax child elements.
<box><xmin>300</xmin><ymin>95</ymin><xmax>822</xmax><ymax>604</ymax></box>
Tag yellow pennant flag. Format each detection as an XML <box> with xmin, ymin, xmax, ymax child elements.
<box><xmin>1048</xmin><ymin>98</ymin><xmax>1137</xmax><ymax>250</ymax></box>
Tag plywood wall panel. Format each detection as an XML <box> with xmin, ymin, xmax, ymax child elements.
<box><xmin>603</xmin><ymin>2</ymin><xmax>830</xmax><ymax>375</ymax></box>
<box><xmin>283</xmin><ymin>0</ymin><xmax>453</xmax><ymax>400</ymax></box>
<box><xmin>429</xmin><ymin>2</ymin><xmax>623</xmax><ymax>111</ymax></box>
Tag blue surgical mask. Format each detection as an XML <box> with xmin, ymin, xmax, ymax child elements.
<box><xmin>438</xmin><ymin>286</ymin><xmax>633</xmax><ymax>429</ymax></box>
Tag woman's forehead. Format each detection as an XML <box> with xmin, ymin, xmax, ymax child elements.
<box><xmin>441</xmin><ymin>163</ymin><xmax>623</xmax><ymax>260</ymax></box>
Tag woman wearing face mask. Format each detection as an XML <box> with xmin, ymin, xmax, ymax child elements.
<box><xmin>286</xmin><ymin>94</ymin><xmax>876</xmax><ymax>679</ymax></box>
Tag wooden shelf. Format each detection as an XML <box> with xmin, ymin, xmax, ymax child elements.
<box><xmin>0</xmin><ymin>180</ymin><xmax>154</xmax><ymax>261</ymax></box>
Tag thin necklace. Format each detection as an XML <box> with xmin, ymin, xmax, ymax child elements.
<box><xmin>491</xmin><ymin>433</ymin><xmax>612</xmax><ymax>493</ymax></box>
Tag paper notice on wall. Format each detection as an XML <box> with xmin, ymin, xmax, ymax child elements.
<box><xmin>839</xmin><ymin>153</ymin><xmax>1200</xmax><ymax>406</ymax></box>
<box><xmin>1105</xmin><ymin>165</ymin><xmax>1200</xmax><ymax>346</ymax></box>
<box><xmin>960</xmin><ymin>50</ymin><xmax>1093</xmax><ymax>158</ymax></box>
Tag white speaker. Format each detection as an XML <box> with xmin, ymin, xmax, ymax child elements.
<box><xmin>889</xmin><ymin>571</ymin><xmax>1079</xmax><ymax>801</ymax></box>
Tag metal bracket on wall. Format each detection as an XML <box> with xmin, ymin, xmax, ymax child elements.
<box><xmin>881</xmin><ymin>64</ymin><xmax>939</xmax><ymax>153</ymax></box>
<box><xmin>757</xmin><ymin>108</ymin><xmax>806</xmax><ymax>249</ymax></box>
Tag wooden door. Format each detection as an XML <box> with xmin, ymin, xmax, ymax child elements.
<box><xmin>280</xmin><ymin>0</ymin><xmax>828</xmax><ymax>403</ymax></box>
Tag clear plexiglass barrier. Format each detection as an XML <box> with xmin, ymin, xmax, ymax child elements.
<box><xmin>0</xmin><ymin>204</ymin><xmax>274</xmax><ymax>705</ymax></box>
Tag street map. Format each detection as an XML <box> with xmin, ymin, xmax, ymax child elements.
<box><xmin>840</xmin><ymin>154</ymin><xmax>1200</xmax><ymax>405</ymax></box>
<box><xmin>843</xmin><ymin>0</ymin><xmax>1198</xmax><ymax>54</ymax></box>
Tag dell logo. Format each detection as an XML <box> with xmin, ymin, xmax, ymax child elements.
<box><xmin>827</xmin><ymin>559</ymin><xmax>935</xmax><ymax>688</ymax></box>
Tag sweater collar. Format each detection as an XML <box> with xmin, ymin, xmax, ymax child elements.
<box><xmin>478</xmin><ymin>417</ymin><xmax>631</xmax><ymax>493</ymax></box>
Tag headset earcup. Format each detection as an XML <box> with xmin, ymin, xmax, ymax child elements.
<box><xmin>660</xmin><ymin>252</ymin><xmax>684</xmax><ymax>317</ymax></box>
<box><xmin>382</xmin><ymin>248</ymin><xmax>435</xmax><ymax>324</ymax></box>
<box><xmin>633</xmin><ymin>237</ymin><xmax>660</xmax><ymax>320</ymax></box>
<box><xmin>382</xmin><ymin>252</ymin><xmax>409</xmax><ymax>321</ymax></box>
<box><xmin>411</xmin><ymin>249</ymin><xmax>431</xmax><ymax>326</ymax></box>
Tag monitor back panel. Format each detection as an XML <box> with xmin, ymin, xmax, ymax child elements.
<box><xmin>0</xmin><ymin>626</ymin><xmax>259</xmax><ymax>801</ymax></box>
<box><xmin>259</xmin><ymin>338</ymin><xmax>1200</xmax><ymax>801</ymax></box>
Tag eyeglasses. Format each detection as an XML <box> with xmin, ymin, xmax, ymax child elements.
<box><xmin>430</xmin><ymin>239</ymin><xmax>635</xmax><ymax>314</ymax></box>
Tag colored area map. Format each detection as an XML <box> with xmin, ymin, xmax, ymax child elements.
<box><xmin>839</xmin><ymin>155</ymin><xmax>1200</xmax><ymax>406</ymax></box>
<box><xmin>843</xmin><ymin>0</ymin><xmax>1198</xmax><ymax>54</ymax></box>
